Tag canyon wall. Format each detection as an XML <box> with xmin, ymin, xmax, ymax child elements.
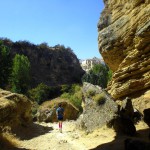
<box><xmin>2</xmin><ymin>40</ymin><xmax>84</xmax><ymax>87</ymax></box>
<box><xmin>98</xmin><ymin>0</ymin><xmax>150</xmax><ymax>102</ymax></box>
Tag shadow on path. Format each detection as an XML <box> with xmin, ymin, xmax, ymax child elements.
<box><xmin>90</xmin><ymin>128</ymin><xmax>150</xmax><ymax>150</ymax></box>
<box><xmin>12</xmin><ymin>122</ymin><xmax>53</xmax><ymax>140</ymax></box>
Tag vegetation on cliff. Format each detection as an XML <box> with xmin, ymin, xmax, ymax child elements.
<box><xmin>82</xmin><ymin>64</ymin><xmax>112</xmax><ymax>88</ymax></box>
<box><xmin>0</xmin><ymin>41</ymin><xmax>12</xmax><ymax>88</ymax></box>
<box><xmin>28</xmin><ymin>83</ymin><xmax>62</xmax><ymax>104</ymax></box>
<box><xmin>60</xmin><ymin>84</ymin><xmax>82</xmax><ymax>111</ymax></box>
<box><xmin>0</xmin><ymin>38</ymin><xmax>84</xmax><ymax>88</ymax></box>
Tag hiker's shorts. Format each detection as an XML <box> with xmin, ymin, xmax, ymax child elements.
<box><xmin>57</xmin><ymin>116</ymin><xmax>63</xmax><ymax>121</ymax></box>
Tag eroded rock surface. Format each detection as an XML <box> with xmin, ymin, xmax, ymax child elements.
<box><xmin>98</xmin><ymin>0</ymin><xmax>150</xmax><ymax>99</ymax></box>
<box><xmin>77</xmin><ymin>82</ymin><xmax>118</xmax><ymax>132</ymax></box>
<box><xmin>0</xmin><ymin>89</ymin><xmax>32</xmax><ymax>128</ymax></box>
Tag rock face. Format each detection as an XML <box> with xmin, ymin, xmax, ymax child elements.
<box><xmin>80</xmin><ymin>57</ymin><xmax>104</xmax><ymax>72</ymax></box>
<box><xmin>36</xmin><ymin>99</ymin><xmax>79</xmax><ymax>122</ymax></box>
<box><xmin>77</xmin><ymin>82</ymin><xmax>118</xmax><ymax>132</ymax></box>
<box><xmin>0</xmin><ymin>89</ymin><xmax>32</xmax><ymax>128</ymax></box>
<box><xmin>2</xmin><ymin>40</ymin><xmax>84</xmax><ymax>87</ymax></box>
<box><xmin>98</xmin><ymin>0</ymin><xmax>150</xmax><ymax>99</ymax></box>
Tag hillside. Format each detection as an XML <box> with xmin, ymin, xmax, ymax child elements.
<box><xmin>0</xmin><ymin>0</ymin><xmax>150</xmax><ymax>149</ymax></box>
<box><xmin>1</xmin><ymin>39</ymin><xmax>85</xmax><ymax>87</ymax></box>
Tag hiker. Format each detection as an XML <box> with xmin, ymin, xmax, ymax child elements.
<box><xmin>56</xmin><ymin>103</ymin><xmax>64</xmax><ymax>133</ymax></box>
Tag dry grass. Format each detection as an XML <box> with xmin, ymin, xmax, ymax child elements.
<box><xmin>41</xmin><ymin>97</ymin><xmax>70</xmax><ymax>108</ymax></box>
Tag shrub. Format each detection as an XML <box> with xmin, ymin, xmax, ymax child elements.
<box><xmin>71</xmin><ymin>91</ymin><xmax>82</xmax><ymax>110</ymax></box>
<box><xmin>61</xmin><ymin>84</ymin><xmax>71</xmax><ymax>93</ymax></box>
<box><xmin>93</xmin><ymin>93</ymin><xmax>106</xmax><ymax>105</ymax></box>
<box><xmin>86</xmin><ymin>89</ymin><xmax>96</xmax><ymax>98</ymax></box>
<box><xmin>28</xmin><ymin>84</ymin><xmax>62</xmax><ymax>104</ymax></box>
<box><xmin>28</xmin><ymin>83</ymin><xmax>51</xmax><ymax>104</ymax></box>
<box><xmin>82</xmin><ymin>64</ymin><xmax>112</xmax><ymax>88</ymax></box>
<box><xmin>60</xmin><ymin>84</ymin><xmax>83</xmax><ymax>111</ymax></box>
<box><xmin>61</xmin><ymin>92</ymin><xmax>70</xmax><ymax>99</ymax></box>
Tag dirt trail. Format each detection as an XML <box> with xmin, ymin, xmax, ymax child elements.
<box><xmin>18</xmin><ymin>121</ymin><xmax>149</xmax><ymax>150</ymax></box>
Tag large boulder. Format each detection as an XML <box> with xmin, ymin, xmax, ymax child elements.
<box><xmin>77</xmin><ymin>82</ymin><xmax>118</xmax><ymax>132</ymax></box>
<box><xmin>98</xmin><ymin>0</ymin><xmax>150</xmax><ymax>99</ymax></box>
<box><xmin>36</xmin><ymin>98</ymin><xmax>80</xmax><ymax>122</ymax></box>
<box><xmin>0</xmin><ymin>89</ymin><xmax>32</xmax><ymax>128</ymax></box>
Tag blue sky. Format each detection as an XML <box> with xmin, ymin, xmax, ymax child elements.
<box><xmin>0</xmin><ymin>0</ymin><xmax>104</xmax><ymax>59</ymax></box>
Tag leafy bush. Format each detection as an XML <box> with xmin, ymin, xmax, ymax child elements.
<box><xmin>60</xmin><ymin>84</ymin><xmax>82</xmax><ymax>111</ymax></box>
<box><xmin>82</xmin><ymin>64</ymin><xmax>112</xmax><ymax>88</ymax></box>
<box><xmin>28</xmin><ymin>83</ymin><xmax>51</xmax><ymax>104</ymax></box>
<box><xmin>28</xmin><ymin>83</ymin><xmax>62</xmax><ymax>104</ymax></box>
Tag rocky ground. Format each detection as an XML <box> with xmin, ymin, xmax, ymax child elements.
<box><xmin>16</xmin><ymin>120</ymin><xmax>149</xmax><ymax>150</ymax></box>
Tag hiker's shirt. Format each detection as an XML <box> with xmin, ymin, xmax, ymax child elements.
<box><xmin>56</xmin><ymin>107</ymin><xmax>64</xmax><ymax>119</ymax></box>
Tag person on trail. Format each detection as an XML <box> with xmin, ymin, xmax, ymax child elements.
<box><xmin>56</xmin><ymin>103</ymin><xmax>64</xmax><ymax>133</ymax></box>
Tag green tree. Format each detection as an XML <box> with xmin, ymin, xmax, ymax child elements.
<box><xmin>0</xmin><ymin>40</ymin><xmax>11</xmax><ymax>88</ymax></box>
<box><xmin>28</xmin><ymin>83</ymin><xmax>50</xmax><ymax>104</ymax></box>
<box><xmin>82</xmin><ymin>64</ymin><xmax>112</xmax><ymax>88</ymax></box>
<box><xmin>11</xmin><ymin>54</ymin><xmax>30</xmax><ymax>94</ymax></box>
<box><xmin>28</xmin><ymin>84</ymin><xmax>62</xmax><ymax>104</ymax></box>
<box><xmin>60</xmin><ymin>84</ymin><xmax>82</xmax><ymax>111</ymax></box>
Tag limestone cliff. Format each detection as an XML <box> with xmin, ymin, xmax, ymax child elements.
<box><xmin>98</xmin><ymin>0</ymin><xmax>150</xmax><ymax>100</ymax></box>
<box><xmin>2</xmin><ymin>39</ymin><xmax>84</xmax><ymax>87</ymax></box>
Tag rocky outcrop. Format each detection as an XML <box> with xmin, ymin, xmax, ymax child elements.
<box><xmin>0</xmin><ymin>89</ymin><xmax>32</xmax><ymax>128</ymax></box>
<box><xmin>111</xmin><ymin>97</ymin><xmax>137</xmax><ymax>136</ymax></box>
<box><xmin>2</xmin><ymin>39</ymin><xmax>84</xmax><ymax>87</ymax></box>
<box><xmin>36</xmin><ymin>98</ymin><xmax>79</xmax><ymax>122</ymax></box>
<box><xmin>77</xmin><ymin>82</ymin><xmax>118</xmax><ymax>132</ymax></box>
<box><xmin>80</xmin><ymin>57</ymin><xmax>104</xmax><ymax>72</ymax></box>
<box><xmin>98</xmin><ymin>0</ymin><xmax>150</xmax><ymax>99</ymax></box>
